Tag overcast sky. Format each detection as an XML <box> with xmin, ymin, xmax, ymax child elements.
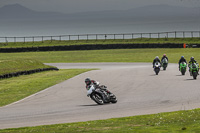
<box><xmin>0</xmin><ymin>0</ymin><xmax>200</xmax><ymax>13</ymax></box>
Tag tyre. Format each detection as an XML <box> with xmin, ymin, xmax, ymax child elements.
<box><xmin>110</xmin><ymin>94</ymin><xmax>117</xmax><ymax>103</ymax></box>
<box><xmin>155</xmin><ymin>69</ymin><xmax>159</xmax><ymax>75</ymax></box>
<box><xmin>163</xmin><ymin>67</ymin><xmax>166</xmax><ymax>70</ymax></box>
<box><xmin>193</xmin><ymin>72</ymin><xmax>197</xmax><ymax>80</ymax></box>
<box><xmin>91</xmin><ymin>93</ymin><xmax>104</xmax><ymax>105</ymax></box>
<box><xmin>181</xmin><ymin>69</ymin><xmax>185</xmax><ymax>75</ymax></box>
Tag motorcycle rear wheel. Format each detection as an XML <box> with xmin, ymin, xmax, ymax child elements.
<box><xmin>193</xmin><ymin>72</ymin><xmax>197</xmax><ymax>79</ymax></box>
<box><xmin>110</xmin><ymin>94</ymin><xmax>117</xmax><ymax>103</ymax></box>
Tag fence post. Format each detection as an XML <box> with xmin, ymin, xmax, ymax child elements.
<box><xmin>175</xmin><ymin>31</ymin><xmax>177</xmax><ymax>39</ymax></box>
<box><xmin>24</xmin><ymin>37</ymin><xmax>25</xmax><ymax>43</ymax></box>
<box><xmin>69</xmin><ymin>35</ymin><xmax>70</xmax><ymax>41</ymax></box>
<box><xmin>123</xmin><ymin>34</ymin><xmax>125</xmax><ymax>40</ymax></box>
<box><xmin>191</xmin><ymin>32</ymin><xmax>193</xmax><ymax>38</ymax></box>
<box><xmin>132</xmin><ymin>34</ymin><xmax>134</xmax><ymax>39</ymax></box>
<box><xmin>33</xmin><ymin>37</ymin><xmax>34</xmax><ymax>43</ymax></box>
<box><xmin>5</xmin><ymin>37</ymin><xmax>8</xmax><ymax>44</ymax></box>
<box><xmin>51</xmin><ymin>36</ymin><xmax>52</xmax><ymax>42</ymax></box>
<box><xmin>199</xmin><ymin>31</ymin><xmax>200</xmax><ymax>38</ymax></box>
<box><xmin>14</xmin><ymin>37</ymin><xmax>16</xmax><ymax>44</ymax></box>
<box><xmin>183</xmin><ymin>32</ymin><xmax>185</xmax><ymax>38</ymax></box>
<box><xmin>59</xmin><ymin>36</ymin><xmax>61</xmax><ymax>42</ymax></box>
<box><xmin>114</xmin><ymin>34</ymin><xmax>115</xmax><ymax>40</ymax></box>
<box><xmin>149</xmin><ymin>33</ymin><xmax>151</xmax><ymax>39</ymax></box>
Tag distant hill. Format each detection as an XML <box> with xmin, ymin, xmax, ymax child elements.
<box><xmin>0</xmin><ymin>4</ymin><xmax>199</xmax><ymax>20</ymax></box>
<box><xmin>0</xmin><ymin>4</ymin><xmax>66</xmax><ymax>19</ymax></box>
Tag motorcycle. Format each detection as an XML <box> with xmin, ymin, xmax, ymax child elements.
<box><xmin>161</xmin><ymin>58</ymin><xmax>168</xmax><ymax>70</ymax></box>
<box><xmin>179</xmin><ymin>61</ymin><xmax>187</xmax><ymax>75</ymax></box>
<box><xmin>87</xmin><ymin>85</ymin><xmax>117</xmax><ymax>105</ymax></box>
<box><xmin>189</xmin><ymin>63</ymin><xmax>199</xmax><ymax>79</ymax></box>
<box><xmin>154</xmin><ymin>61</ymin><xmax>161</xmax><ymax>75</ymax></box>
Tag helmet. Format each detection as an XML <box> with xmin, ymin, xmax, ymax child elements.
<box><xmin>163</xmin><ymin>54</ymin><xmax>166</xmax><ymax>57</ymax></box>
<box><xmin>155</xmin><ymin>56</ymin><xmax>159</xmax><ymax>59</ymax></box>
<box><xmin>85</xmin><ymin>78</ymin><xmax>91</xmax><ymax>85</ymax></box>
<box><xmin>181</xmin><ymin>56</ymin><xmax>184</xmax><ymax>59</ymax></box>
<box><xmin>191</xmin><ymin>56</ymin><xmax>194</xmax><ymax>61</ymax></box>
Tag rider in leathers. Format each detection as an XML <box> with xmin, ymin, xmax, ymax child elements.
<box><xmin>188</xmin><ymin>57</ymin><xmax>199</xmax><ymax>75</ymax></box>
<box><xmin>178</xmin><ymin>56</ymin><xmax>187</xmax><ymax>71</ymax></box>
<box><xmin>161</xmin><ymin>54</ymin><xmax>168</xmax><ymax>62</ymax></box>
<box><xmin>85</xmin><ymin>78</ymin><xmax>113</xmax><ymax>96</ymax></box>
<box><xmin>153</xmin><ymin>56</ymin><xmax>161</xmax><ymax>68</ymax></box>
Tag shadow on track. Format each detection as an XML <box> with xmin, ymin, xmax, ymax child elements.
<box><xmin>176</xmin><ymin>75</ymin><xmax>184</xmax><ymax>76</ymax></box>
<box><xmin>149</xmin><ymin>74</ymin><xmax>157</xmax><ymax>76</ymax></box>
<box><xmin>185</xmin><ymin>79</ymin><xmax>196</xmax><ymax>81</ymax></box>
<box><xmin>79</xmin><ymin>104</ymin><xmax>99</xmax><ymax>107</ymax></box>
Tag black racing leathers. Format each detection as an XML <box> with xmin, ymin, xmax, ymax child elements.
<box><xmin>153</xmin><ymin>58</ymin><xmax>161</xmax><ymax>67</ymax></box>
<box><xmin>161</xmin><ymin>56</ymin><xmax>168</xmax><ymax>62</ymax></box>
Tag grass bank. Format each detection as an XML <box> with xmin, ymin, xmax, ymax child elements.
<box><xmin>0</xmin><ymin>69</ymin><xmax>92</xmax><ymax>107</ymax></box>
<box><xmin>0</xmin><ymin>48</ymin><xmax>199</xmax><ymax>63</ymax></box>
<box><xmin>0</xmin><ymin>38</ymin><xmax>200</xmax><ymax>48</ymax></box>
<box><xmin>0</xmin><ymin>59</ymin><xmax>55</xmax><ymax>75</ymax></box>
<box><xmin>0</xmin><ymin>109</ymin><xmax>200</xmax><ymax>132</ymax></box>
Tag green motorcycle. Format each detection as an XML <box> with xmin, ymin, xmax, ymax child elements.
<box><xmin>189</xmin><ymin>63</ymin><xmax>199</xmax><ymax>79</ymax></box>
<box><xmin>161</xmin><ymin>58</ymin><xmax>168</xmax><ymax>70</ymax></box>
<box><xmin>179</xmin><ymin>61</ymin><xmax>187</xmax><ymax>75</ymax></box>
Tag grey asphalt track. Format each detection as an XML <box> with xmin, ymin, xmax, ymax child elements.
<box><xmin>0</xmin><ymin>63</ymin><xmax>200</xmax><ymax>129</ymax></box>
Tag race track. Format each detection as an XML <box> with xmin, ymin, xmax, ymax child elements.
<box><xmin>0</xmin><ymin>63</ymin><xmax>200</xmax><ymax>129</ymax></box>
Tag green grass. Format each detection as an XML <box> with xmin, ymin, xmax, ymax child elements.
<box><xmin>0</xmin><ymin>69</ymin><xmax>92</xmax><ymax>107</ymax></box>
<box><xmin>0</xmin><ymin>48</ymin><xmax>199</xmax><ymax>63</ymax></box>
<box><xmin>0</xmin><ymin>48</ymin><xmax>200</xmax><ymax>132</ymax></box>
<box><xmin>0</xmin><ymin>59</ymin><xmax>55</xmax><ymax>75</ymax></box>
<box><xmin>0</xmin><ymin>109</ymin><xmax>200</xmax><ymax>132</ymax></box>
<box><xmin>0</xmin><ymin>37</ymin><xmax>200</xmax><ymax>48</ymax></box>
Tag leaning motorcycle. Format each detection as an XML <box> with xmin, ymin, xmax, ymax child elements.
<box><xmin>161</xmin><ymin>58</ymin><xmax>168</xmax><ymax>70</ymax></box>
<box><xmin>154</xmin><ymin>61</ymin><xmax>161</xmax><ymax>75</ymax></box>
<box><xmin>189</xmin><ymin>63</ymin><xmax>199</xmax><ymax>79</ymax></box>
<box><xmin>179</xmin><ymin>61</ymin><xmax>187</xmax><ymax>75</ymax></box>
<box><xmin>87</xmin><ymin>85</ymin><xmax>117</xmax><ymax>105</ymax></box>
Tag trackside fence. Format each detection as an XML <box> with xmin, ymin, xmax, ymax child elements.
<box><xmin>0</xmin><ymin>31</ymin><xmax>200</xmax><ymax>44</ymax></box>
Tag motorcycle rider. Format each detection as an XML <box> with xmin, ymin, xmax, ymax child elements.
<box><xmin>85</xmin><ymin>78</ymin><xmax>113</xmax><ymax>96</ymax></box>
<box><xmin>188</xmin><ymin>57</ymin><xmax>199</xmax><ymax>75</ymax></box>
<box><xmin>161</xmin><ymin>54</ymin><xmax>168</xmax><ymax>62</ymax></box>
<box><xmin>178</xmin><ymin>56</ymin><xmax>187</xmax><ymax>71</ymax></box>
<box><xmin>153</xmin><ymin>56</ymin><xmax>161</xmax><ymax>68</ymax></box>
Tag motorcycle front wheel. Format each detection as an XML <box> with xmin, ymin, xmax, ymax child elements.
<box><xmin>181</xmin><ymin>69</ymin><xmax>186</xmax><ymax>75</ymax></box>
<box><xmin>91</xmin><ymin>93</ymin><xmax>104</xmax><ymax>105</ymax></box>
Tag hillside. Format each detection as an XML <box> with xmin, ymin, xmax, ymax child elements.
<box><xmin>0</xmin><ymin>4</ymin><xmax>199</xmax><ymax>20</ymax></box>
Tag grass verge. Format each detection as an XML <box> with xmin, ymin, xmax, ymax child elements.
<box><xmin>0</xmin><ymin>69</ymin><xmax>92</xmax><ymax>107</ymax></box>
<box><xmin>0</xmin><ymin>109</ymin><xmax>200</xmax><ymax>132</ymax></box>
<box><xmin>0</xmin><ymin>48</ymin><xmax>199</xmax><ymax>63</ymax></box>
<box><xmin>0</xmin><ymin>38</ymin><xmax>200</xmax><ymax>48</ymax></box>
<box><xmin>0</xmin><ymin>59</ymin><xmax>55</xmax><ymax>75</ymax></box>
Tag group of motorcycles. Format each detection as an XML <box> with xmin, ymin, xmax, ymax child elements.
<box><xmin>154</xmin><ymin>59</ymin><xmax>199</xmax><ymax>80</ymax></box>
<box><xmin>87</xmin><ymin>59</ymin><xmax>199</xmax><ymax>105</ymax></box>
<box><xmin>153</xmin><ymin>58</ymin><xmax>168</xmax><ymax>75</ymax></box>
